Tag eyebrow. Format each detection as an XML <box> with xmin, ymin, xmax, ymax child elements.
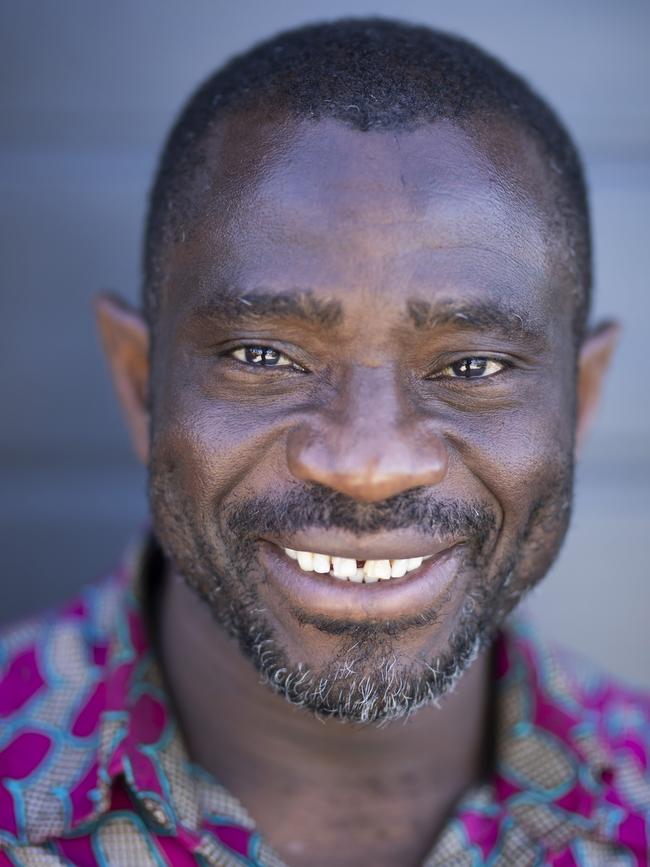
<box><xmin>189</xmin><ymin>287</ymin><xmax>545</xmax><ymax>345</ymax></box>
<box><xmin>406</xmin><ymin>297</ymin><xmax>546</xmax><ymax>344</ymax></box>
<box><xmin>190</xmin><ymin>289</ymin><xmax>344</xmax><ymax>328</ymax></box>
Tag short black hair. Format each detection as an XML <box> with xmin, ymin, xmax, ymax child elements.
<box><xmin>144</xmin><ymin>17</ymin><xmax>591</xmax><ymax>336</ymax></box>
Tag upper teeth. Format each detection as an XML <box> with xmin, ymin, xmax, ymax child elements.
<box><xmin>283</xmin><ymin>549</ymin><xmax>427</xmax><ymax>582</ymax></box>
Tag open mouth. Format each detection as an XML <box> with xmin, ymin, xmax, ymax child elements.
<box><xmin>259</xmin><ymin>539</ymin><xmax>464</xmax><ymax>622</ymax></box>
<box><xmin>283</xmin><ymin>548</ymin><xmax>432</xmax><ymax>583</ymax></box>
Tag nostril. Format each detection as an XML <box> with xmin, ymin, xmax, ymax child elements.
<box><xmin>286</xmin><ymin>422</ymin><xmax>448</xmax><ymax>501</ymax></box>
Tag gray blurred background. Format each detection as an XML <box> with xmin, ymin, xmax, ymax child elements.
<box><xmin>1</xmin><ymin>1</ymin><xmax>648</xmax><ymax>685</ymax></box>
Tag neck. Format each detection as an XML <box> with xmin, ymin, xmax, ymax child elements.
<box><xmin>156</xmin><ymin>568</ymin><xmax>493</xmax><ymax>867</ymax></box>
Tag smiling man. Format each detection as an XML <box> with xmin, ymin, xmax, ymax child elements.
<box><xmin>1</xmin><ymin>18</ymin><xmax>649</xmax><ymax>867</ymax></box>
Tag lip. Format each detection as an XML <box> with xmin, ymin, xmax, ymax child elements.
<box><xmin>258</xmin><ymin>538</ymin><xmax>465</xmax><ymax>623</ymax></box>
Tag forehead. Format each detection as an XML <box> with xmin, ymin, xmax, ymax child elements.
<box><xmin>163</xmin><ymin>113</ymin><xmax>571</xmax><ymax>327</ymax></box>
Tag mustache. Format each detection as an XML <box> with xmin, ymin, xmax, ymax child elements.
<box><xmin>223</xmin><ymin>483</ymin><xmax>496</xmax><ymax>548</ymax></box>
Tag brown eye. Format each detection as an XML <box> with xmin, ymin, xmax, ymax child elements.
<box><xmin>444</xmin><ymin>358</ymin><xmax>505</xmax><ymax>379</ymax></box>
<box><xmin>231</xmin><ymin>346</ymin><xmax>298</xmax><ymax>368</ymax></box>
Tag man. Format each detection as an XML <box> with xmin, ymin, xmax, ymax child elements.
<box><xmin>0</xmin><ymin>17</ymin><xmax>648</xmax><ymax>866</ymax></box>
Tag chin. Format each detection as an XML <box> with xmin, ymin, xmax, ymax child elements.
<box><xmin>234</xmin><ymin>591</ymin><xmax>492</xmax><ymax>724</ymax></box>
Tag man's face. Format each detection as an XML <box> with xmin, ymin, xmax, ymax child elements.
<box><xmin>147</xmin><ymin>115</ymin><xmax>578</xmax><ymax>722</ymax></box>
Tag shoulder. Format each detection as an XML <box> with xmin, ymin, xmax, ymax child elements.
<box><xmin>0</xmin><ymin>575</ymin><xmax>125</xmax><ymax>723</ymax></box>
<box><xmin>557</xmin><ymin>638</ymin><xmax>650</xmax><ymax>789</ymax></box>
<box><xmin>501</xmin><ymin>619</ymin><xmax>650</xmax><ymax>762</ymax></box>
<box><xmin>0</xmin><ymin>575</ymin><xmax>127</xmax><ymax>848</ymax></box>
<box><xmin>539</xmin><ymin>623</ymin><xmax>647</xmax><ymax>749</ymax></box>
<box><xmin>497</xmin><ymin>622</ymin><xmax>650</xmax><ymax>811</ymax></box>
<box><xmin>486</xmin><ymin>621</ymin><xmax>650</xmax><ymax>861</ymax></box>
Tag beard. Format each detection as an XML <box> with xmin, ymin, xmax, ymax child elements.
<box><xmin>149</xmin><ymin>458</ymin><xmax>574</xmax><ymax>724</ymax></box>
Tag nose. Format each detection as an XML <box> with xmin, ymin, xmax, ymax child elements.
<box><xmin>286</xmin><ymin>367</ymin><xmax>448</xmax><ymax>502</ymax></box>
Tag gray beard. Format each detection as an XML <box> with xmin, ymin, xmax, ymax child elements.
<box><xmin>197</xmin><ymin>534</ymin><xmax>518</xmax><ymax>724</ymax></box>
<box><xmin>244</xmin><ymin>611</ymin><xmax>486</xmax><ymax>725</ymax></box>
<box><xmin>149</xmin><ymin>463</ymin><xmax>572</xmax><ymax>724</ymax></box>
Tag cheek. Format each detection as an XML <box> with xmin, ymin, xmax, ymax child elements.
<box><xmin>450</xmin><ymin>382</ymin><xmax>575</xmax><ymax>533</ymax></box>
<box><xmin>151</xmin><ymin>372</ymin><xmax>296</xmax><ymax>513</ymax></box>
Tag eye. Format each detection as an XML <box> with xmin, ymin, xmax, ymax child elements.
<box><xmin>229</xmin><ymin>345</ymin><xmax>303</xmax><ymax>370</ymax></box>
<box><xmin>441</xmin><ymin>357</ymin><xmax>507</xmax><ymax>379</ymax></box>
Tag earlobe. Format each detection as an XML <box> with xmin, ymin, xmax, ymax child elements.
<box><xmin>94</xmin><ymin>293</ymin><xmax>151</xmax><ymax>465</ymax></box>
<box><xmin>575</xmin><ymin>320</ymin><xmax>620</xmax><ymax>457</ymax></box>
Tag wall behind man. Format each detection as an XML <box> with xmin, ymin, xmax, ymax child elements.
<box><xmin>1</xmin><ymin>0</ymin><xmax>648</xmax><ymax>685</ymax></box>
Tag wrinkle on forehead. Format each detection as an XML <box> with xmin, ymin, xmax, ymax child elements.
<box><xmin>211</xmin><ymin>115</ymin><xmax>543</xmax><ymax>225</ymax></box>
<box><xmin>161</xmin><ymin>113</ymin><xmax>574</xmax><ymax>330</ymax></box>
<box><xmin>185</xmin><ymin>116</ymin><xmax>560</xmax><ymax>279</ymax></box>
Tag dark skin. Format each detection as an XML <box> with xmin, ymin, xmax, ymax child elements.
<box><xmin>97</xmin><ymin>115</ymin><xmax>618</xmax><ymax>866</ymax></box>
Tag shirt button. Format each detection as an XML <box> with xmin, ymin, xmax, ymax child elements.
<box><xmin>144</xmin><ymin>798</ymin><xmax>167</xmax><ymax>826</ymax></box>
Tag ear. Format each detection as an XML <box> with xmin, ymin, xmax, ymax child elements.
<box><xmin>95</xmin><ymin>293</ymin><xmax>150</xmax><ymax>464</ymax></box>
<box><xmin>575</xmin><ymin>320</ymin><xmax>620</xmax><ymax>457</ymax></box>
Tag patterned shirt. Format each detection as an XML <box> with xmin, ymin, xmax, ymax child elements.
<box><xmin>1</xmin><ymin>542</ymin><xmax>649</xmax><ymax>866</ymax></box>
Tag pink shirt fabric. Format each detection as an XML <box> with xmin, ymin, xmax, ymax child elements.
<box><xmin>0</xmin><ymin>544</ymin><xmax>649</xmax><ymax>865</ymax></box>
